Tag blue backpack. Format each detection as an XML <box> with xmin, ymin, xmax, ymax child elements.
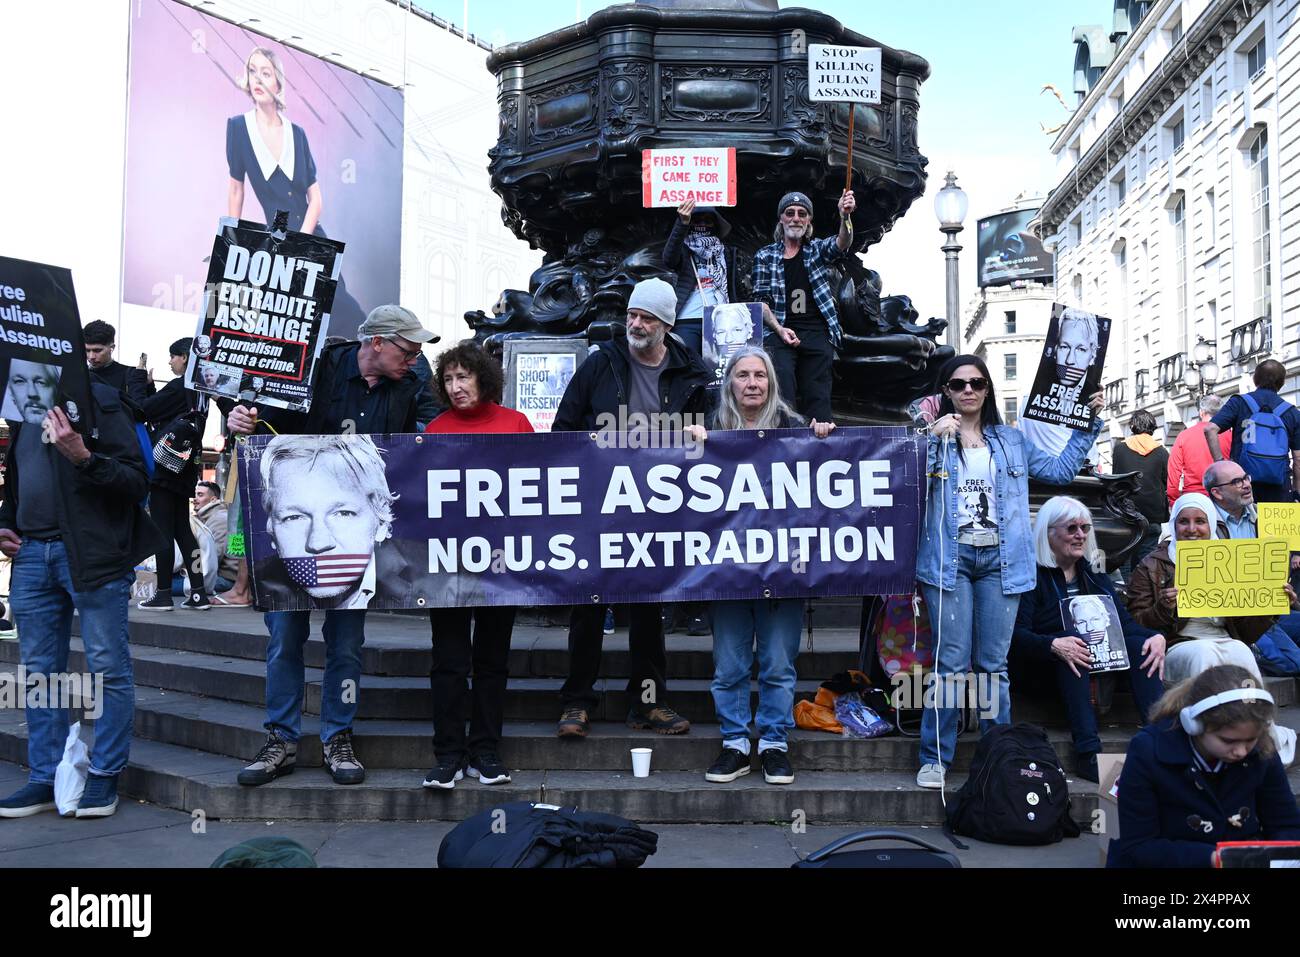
<box><xmin>1239</xmin><ymin>393</ymin><xmax>1294</xmax><ymax>486</ymax></box>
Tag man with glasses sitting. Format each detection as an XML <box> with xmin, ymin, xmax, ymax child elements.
<box><xmin>751</xmin><ymin>189</ymin><xmax>857</xmax><ymax>426</ymax></box>
<box><xmin>1205</xmin><ymin>459</ymin><xmax>1300</xmax><ymax>676</ymax></box>
<box><xmin>224</xmin><ymin>304</ymin><xmax>439</xmax><ymax>788</ymax></box>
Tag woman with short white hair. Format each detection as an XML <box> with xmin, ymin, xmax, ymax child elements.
<box><xmin>1010</xmin><ymin>495</ymin><xmax>1166</xmax><ymax>782</ymax></box>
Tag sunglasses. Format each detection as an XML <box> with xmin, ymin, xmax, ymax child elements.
<box><xmin>781</xmin><ymin>208</ymin><xmax>810</xmax><ymax>219</ymax></box>
<box><xmin>1052</xmin><ymin>522</ymin><xmax>1093</xmax><ymax>536</ymax></box>
<box><xmin>945</xmin><ymin>377</ymin><xmax>989</xmax><ymax>393</ymax></box>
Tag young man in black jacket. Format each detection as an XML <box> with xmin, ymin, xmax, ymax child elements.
<box><xmin>0</xmin><ymin>383</ymin><xmax>162</xmax><ymax>819</ymax></box>
<box><xmin>223</xmin><ymin>305</ymin><xmax>438</xmax><ymax>788</ymax></box>
<box><xmin>551</xmin><ymin>277</ymin><xmax>713</xmax><ymax>739</ymax></box>
<box><xmin>83</xmin><ymin>320</ymin><xmax>155</xmax><ymax>408</ymax></box>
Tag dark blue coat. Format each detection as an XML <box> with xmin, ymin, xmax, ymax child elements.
<box><xmin>1107</xmin><ymin>719</ymin><xmax>1300</xmax><ymax>868</ymax></box>
<box><xmin>1012</xmin><ymin>560</ymin><xmax>1157</xmax><ymax>663</ymax></box>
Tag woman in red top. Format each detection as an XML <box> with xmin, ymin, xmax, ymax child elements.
<box><xmin>422</xmin><ymin>343</ymin><xmax>531</xmax><ymax>790</ymax></box>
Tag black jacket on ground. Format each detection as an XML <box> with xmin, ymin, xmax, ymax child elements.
<box><xmin>1111</xmin><ymin>438</ymin><xmax>1170</xmax><ymax>525</ymax></box>
<box><xmin>227</xmin><ymin>342</ymin><xmax>422</xmax><ymax>436</ymax></box>
<box><xmin>90</xmin><ymin>360</ymin><xmax>156</xmax><ymax>408</ymax></box>
<box><xmin>0</xmin><ymin>382</ymin><xmax>163</xmax><ymax>591</ymax></box>
<box><xmin>437</xmin><ymin>801</ymin><xmax>658</xmax><ymax>868</ymax></box>
<box><xmin>552</xmin><ymin>335</ymin><xmax>713</xmax><ymax>433</ymax></box>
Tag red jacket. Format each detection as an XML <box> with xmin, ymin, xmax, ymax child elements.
<box><xmin>1166</xmin><ymin>420</ymin><xmax>1231</xmax><ymax>506</ymax></box>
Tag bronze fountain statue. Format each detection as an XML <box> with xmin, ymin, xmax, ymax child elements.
<box><xmin>464</xmin><ymin>0</ymin><xmax>1146</xmax><ymax>568</ymax></box>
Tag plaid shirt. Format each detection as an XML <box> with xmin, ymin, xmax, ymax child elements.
<box><xmin>750</xmin><ymin>235</ymin><xmax>849</xmax><ymax>348</ymax></box>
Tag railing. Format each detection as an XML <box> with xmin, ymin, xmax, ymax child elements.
<box><xmin>1228</xmin><ymin>317</ymin><xmax>1271</xmax><ymax>363</ymax></box>
<box><xmin>1134</xmin><ymin>368</ymin><xmax>1149</xmax><ymax>400</ymax></box>
<box><xmin>1156</xmin><ymin>354</ymin><xmax>1185</xmax><ymax>391</ymax></box>
<box><xmin>1104</xmin><ymin>377</ymin><xmax>1126</xmax><ymax>410</ymax></box>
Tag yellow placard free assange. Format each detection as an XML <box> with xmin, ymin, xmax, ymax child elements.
<box><xmin>1258</xmin><ymin>503</ymin><xmax>1300</xmax><ymax>551</ymax></box>
<box><xmin>1175</xmin><ymin>538</ymin><xmax>1291</xmax><ymax>617</ymax></box>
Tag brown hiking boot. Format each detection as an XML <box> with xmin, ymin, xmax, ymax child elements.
<box><xmin>627</xmin><ymin>704</ymin><xmax>691</xmax><ymax>735</ymax></box>
<box><xmin>557</xmin><ymin>707</ymin><xmax>590</xmax><ymax>738</ymax></box>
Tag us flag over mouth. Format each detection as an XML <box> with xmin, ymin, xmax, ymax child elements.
<box><xmin>283</xmin><ymin>555</ymin><xmax>371</xmax><ymax>587</ymax></box>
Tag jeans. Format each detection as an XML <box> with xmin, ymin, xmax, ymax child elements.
<box><xmin>710</xmin><ymin>599</ymin><xmax>803</xmax><ymax>747</ymax></box>
<box><xmin>430</xmin><ymin>606</ymin><xmax>515</xmax><ymax>761</ymax></box>
<box><xmin>917</xmin><ymin>544</ymin><xmax>1020</xmax><ymax>768</ymax></box>
<box><xmin>10</xmin><ymin>539</ymin><xmax>135</xmax><ymax>782</ymax></box>
<box><xmin>263</xmin><ymin>609</ymin><xmax>366</xmax><ymax>744</ymax></box>
<box><xmin>673</xmin><ymin>317</ymin><xmax>703</xmax><ymax>357</ymax></box>
<box><xmin>561</xmin><ymin>603</ymin><xmax>668</xmax><ymax>712</ymax></box>
<box><xmin>766</xmin><ymin>322</ymin><xmax>834</xmax><ymax>423</ymax></box>
<box><xmin>1011</xmin><ymin>637</ymin><xmax>1163</xmax><ymax>755</ymax></box>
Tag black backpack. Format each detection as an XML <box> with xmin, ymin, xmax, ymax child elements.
<box><xmin>945</xmin><ymin>723</ymin><xmax>1081</xmax><ymax>845</ymax></box>
<box><xmin>151</xmin><ymin>411</ymin><xmax>203</xmax><ymax>476</ymax></box>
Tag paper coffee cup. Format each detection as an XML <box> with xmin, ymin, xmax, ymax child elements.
<box><xmin>631</xmin><ymin>747</ymin><xmax>652</xmax><ymax>778</ymax></box>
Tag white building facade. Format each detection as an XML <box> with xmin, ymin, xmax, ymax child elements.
<box><xmin>1038</xmin><ymin>0</ymin><xmax>1295</xmax><ymax>442</ymax></box>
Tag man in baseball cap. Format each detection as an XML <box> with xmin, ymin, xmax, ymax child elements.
<box><xmin>223</xmin><ymin>302</ymin><xmax>438</xmax><ymax>790</ymax></box>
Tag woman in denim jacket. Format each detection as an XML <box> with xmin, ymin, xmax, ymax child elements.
<box><xmin>914</xmin><ymin>355</ymin><xmax>1104</xmax><ymax>790</ymax></box>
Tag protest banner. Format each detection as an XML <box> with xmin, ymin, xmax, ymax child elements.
<box><xmin>239</xmin><ymin>427</ymin><xmax>923</xmax><ymax>611</ymax></box>
<box><xmin>702</xmin><ymin>302</ymin><xmax>763</xmax><ymax>388</ymax></box>
<box><xmin>1058</xmin><ymin>593</ymin><xmax>1130</xmax><ymax>673</ymax></box>
<box><xmin>1021</xmin><ymin>304</ymin><xmax>1111</xmax><ymax>432</ymax></box>
<box><xmin>807</xmin><ymin>45</ymin><xmax>883</xmax><ymax>104</ymax></box>
<box><xmin>186</xmin><ymin>216</ymin><xmax>343</xmax><ymax>412</ymax></box>
<box><xmin>502</xmin><ymin>339</ymin><xmax>587</xmax><ymax>433</ymax></box>
<box><xmin>642</xmin><ymin>149</ymin><xmax>737</xmax><ymax>208</ymax></box>
<box><xmin>1176</xmin><ymin>538</ymin><xmax>1291</xmax><ymax>618</ymax></box>
<box><xmin>1258</xmin><ymin>503</ymin><xmax>1300</xmax><ymax>551</ymax></box>
<box><xmin>0</xmin><ymin>256</ymin><xmax>93</xmax><ymax>434</ymax></box>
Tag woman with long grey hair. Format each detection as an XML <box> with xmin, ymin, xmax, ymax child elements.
<box><xmin>686</xmin><ymin>346</ymin><xmax>834</xmax><ymax>786</ymax></box>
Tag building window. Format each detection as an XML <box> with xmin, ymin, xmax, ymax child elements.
<box><xmin>426</xmin><ymin>251</ymin><xmax>459</xmax><ymax>325</ymax></box>
<box><xmin>1201</xmin><ymin>78</ymin><xmax>1214</xmax><ymax>122</ymax></box>
<box><xmin>1173</xmin><ymin>196</ymin><xmax>1189</xmax><ymax>350</ymax></box>
<box><xmin>1005</xmin><ymin>354</ymin><xmax>1017</xmax><ymax>381</ymax></box>
<box><xmin>1247</xmin><ymin>36</ymin><xmax>1267</xmax><ymax>79</ymax></box>
<box><xmin>1169</xmin><ymin>19</ymin><xmax>1184</xmax><ymax>44</ymax></box>
<box><xmin>1004</xmin><ymin>396</ymin><xmax>1018</xmax><ymax>425</ymax></box>
<box><xmin>1068</xmin><ymin>215</ymin><xmax>1082</xmax><ymax>246</ymax></box>
<box><xmin>1249</xmin><ymin>130</ymin><xmax>1272</xmax><ymax>319</ymax></box>
<box><xmin>1204</xmin><ymin>189</ymin><xmax>1216</xmax><ymax>250</ymax></box>
<box><xmin>1004</xmin><ymin>310</ymin><xmax>1016</xmax><ymax>335</ymax></box>
<box><xmin>1170</xmin><ymin>116</ymin><xmax>1185</xmax><ymax>153</ymax></box>
<box><xmin>1112</xmin><ymin>170</ymin><xmax>1127</xmax><ymax>206</ymax></box>
<box><xmin>1072</xmin><ymin>274</ymin><xmax>1083</xmax><ymax>306</ymax></box>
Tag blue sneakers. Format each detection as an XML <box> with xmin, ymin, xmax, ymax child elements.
<box><xmin>0</xmin><ymin>782</ymin><xmax>56</xmax><ymax>818</ymax></box>
<box><xmin>75</xmin><ymin>774</ymin><xmax>120</xmax><ymax>818</ymax></box>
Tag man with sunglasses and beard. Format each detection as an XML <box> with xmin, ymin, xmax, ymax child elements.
<box><xmin>224</xmin><ymin>304</ymin><xmax>439</xmax><ymax>789</ymax></box>
<box><xmin>751</xmin><ymin>189</ymin><xmax>856</xmax><ymax>426</ymax></box>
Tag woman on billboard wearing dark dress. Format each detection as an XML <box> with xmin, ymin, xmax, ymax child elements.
<box><xmin>225</xmin><ymin>47</ymin><xmax>365</xmax><ymax>331</ymax></box>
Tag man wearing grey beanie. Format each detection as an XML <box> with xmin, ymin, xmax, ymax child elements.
<box><xmin>550</xmin><ymin>277</ymin><xmax>713</xmax><ymax>740</ymax></box>
<box><xmin>751</xmin><ymin>188</ymin><xmax>857</xmax><ymax>424</ymax></box>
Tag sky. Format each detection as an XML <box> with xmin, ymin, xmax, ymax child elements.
<box><xmin>414</xmin><ymin>0</ymin><xmax>1098</xmax><ymax>321</ymax></box>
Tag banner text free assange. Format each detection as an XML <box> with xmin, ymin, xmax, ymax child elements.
<box><xmin>424</xmin><ymin>458</ymin><xmax>898</xmax><ymax>572</ymax></box>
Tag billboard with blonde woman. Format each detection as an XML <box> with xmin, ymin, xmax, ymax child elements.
<box><xmin>122</xmin><ymin>0</ymin><xmax>403</xmax><ymax>337</ymax></box>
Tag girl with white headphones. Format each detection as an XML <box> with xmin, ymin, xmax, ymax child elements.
<box><xmin>1108</xmin><ymin>665</ymin><xmax>1300</xmax><ymax>867</ymax></box>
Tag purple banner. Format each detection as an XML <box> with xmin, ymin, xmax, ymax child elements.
<box><xmin>238</xmin><ymin>427</ymin><xmax>923</xmax><ymax>611</ymax></box>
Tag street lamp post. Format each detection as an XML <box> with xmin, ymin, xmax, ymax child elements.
<box><xmin>1183</xmin><ymin>336</ymin><xmax>1220</xmax><ymax>399</ymax></box>
<box><xmin>934</xmin><ymin>171</ymin><xmax>969</xmax><ymax>350</ymax></box>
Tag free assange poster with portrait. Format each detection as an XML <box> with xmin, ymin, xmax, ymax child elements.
<box><xmin>122</xmin><ymin>0</ymin><xmax>403</xmax><ymax>337</ymax></box>
<box><xmin>0</xmin><ymin>256</ymin><xmax>93</xmax><ymax>435</ymax></box>
<box><xmin>702</xmin><ymin>302</ymin><xmax>764</xmax><ymax>388</ymax></box>
<box><xmin>1021</xmin><ymin>304</ymin><xmax>1111</xmax><ymax>433</ymax></box>
<box><xmin>1057</xmin><ymin>593</ymin><xmax>1131</xmax><ymax>674</ymax></box>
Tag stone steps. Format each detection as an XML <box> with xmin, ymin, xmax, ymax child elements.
<box><xmin>0</xmin><ymin>715</ymin><xmax>1100</xmax><ymax>824</ymax></box>
<box><xmin>114</xmin><ymin>686</ymin><xmax>1138</xmax><ymax>772</ymax></box>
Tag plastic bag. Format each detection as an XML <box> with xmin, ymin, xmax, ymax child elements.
<box><xmin>54</xmin><ymin>721</ymin><xmax>92</xmax><ymax>816</ymax></box>
<box><xmin>834</xmin><ymin>691</ymin><xmax>892</xmax><ymax>739</ymax></box>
